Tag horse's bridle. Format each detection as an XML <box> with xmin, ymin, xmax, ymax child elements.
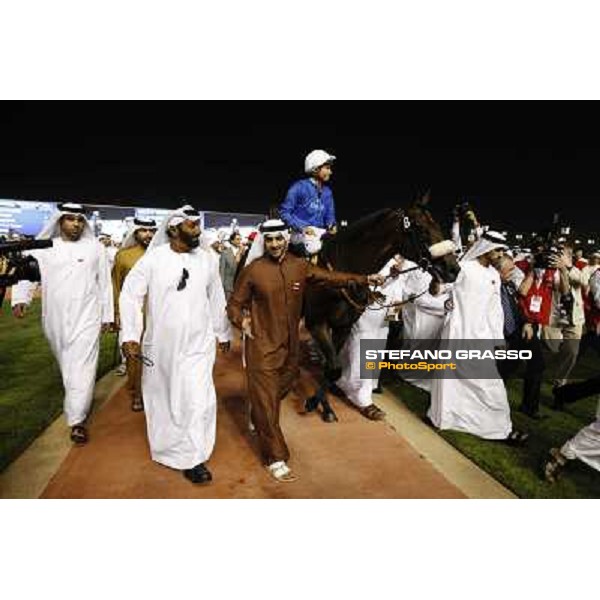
<box><xmin>329</xmin><ymin>207</ymin><xmax>454</xmax><ymax>312</ymax></box>
<box><xmin>395</xmin><ymin>207</ymin><xmax>435</xmax><ymax>274</ymax></box>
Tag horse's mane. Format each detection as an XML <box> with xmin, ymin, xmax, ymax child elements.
<box><xmin>320</xmin><ymin>208</ymin><xmax>397</xmax><ymax>273</ymax></box>
<box><xmin>330</xmin><ymin>209</ymin><xmax>394</xmax><ymax>245</ymax></box>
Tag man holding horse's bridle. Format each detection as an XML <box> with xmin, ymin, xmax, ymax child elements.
<box><xmin>279</xmin><ymin>149</ymin><xmax>338</xmax><ymax>257</ymax></box>
<box><xmin>226</xmin><ymin>219</ymin><xmax>384</xmax><ymax>483</ymax></box>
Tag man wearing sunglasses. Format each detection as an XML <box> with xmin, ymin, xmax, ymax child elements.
<box><xmin>119</xmin><ymin>206</ymin><xmax>232</xmax><ymax>485</ymax></box>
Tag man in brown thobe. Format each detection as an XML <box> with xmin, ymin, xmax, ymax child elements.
<box><xmin>226</xmin><ymin>219</ymin><xmax>384</xmax><ymax>482</ymax></box>
<box><xmin>112</xmin><ymin>217</ymin><xmax>156</xmax><ymax>411</ymax></box>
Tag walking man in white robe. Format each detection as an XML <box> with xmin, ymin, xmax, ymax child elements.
<box><xmin>544</xmin><ymin>377</ymin><xmax>600</xmax><ymax>482</ymax></box>
<box><xmin>400</xmin><ymin>258</ymin><xmax>451</xmax><ymax>392</ymax></box>
<box><xmin>119</xmin><ymin>206</ymin><xmax>232</xmax><ymax>484</ymax></box>
<box><xmin>12</xmin><ymin>203</ymin><xmax>114</xmax><ymax>445</ymax></box>
<box><xmin>428</xmin><ymin>231</ymin><xmax>528</xmax><ymax>444</ymax></box>
<box><xmin>335</xmin><ymin>258</ymin><xmax>405</xmax><ymax>420</ymax></box>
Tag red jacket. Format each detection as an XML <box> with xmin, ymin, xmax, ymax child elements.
<box><xmin>519</xmin><ymin>269</ymin><xmax>555</xmax><ymax>326</ymax></box>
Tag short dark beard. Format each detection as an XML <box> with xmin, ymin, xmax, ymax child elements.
<box><xmin>63</xmin><ymin>228</ymin><xmax>83</xmax><ymax>242</ymax></box>
<box><xmin>135</xmin><ymin>232</ymin><xmax>151</xmax><ymax>248</ymax></box>
<box><xmin>179</xmin><ymin>227</ymin><xmax>200</xmax><ymax>249</ymax></box>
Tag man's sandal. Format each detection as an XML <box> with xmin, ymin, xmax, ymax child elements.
<box><xmin>544</xmin><ymin>448</ymin><xmax>568</xmax><ymax>484</ymax></box>
<box><xmin>266</xmin><ymin>461</ymin><xmax>298</xmax><ymax>483</ymax></box>
<box><xmin>70</xmin><ymin>425</ymin><xmax>88</xmax><ymax>445</ymax></box>
<box><xmin>360</xmin><ymin>404</ymin><xmax>387</xmax><ymax>421</ymax></box>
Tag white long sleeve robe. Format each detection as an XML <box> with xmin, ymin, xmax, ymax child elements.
<box><xmin>336</xmin><ymin>272</ymin><xmax>404</xmax><ymax>408</ymax></box>
<box><xmin>12</xmin><ymin>237</ymin><xmax>114</xmax><ymax>426</ymax></box>
<box><xmin>428</xmin><ymin>260</ymin><xmax>512</xmax><ymax>439</ymax></box>
<box><xmin>561</xmin><ymin>399</ymin><xmax>600</xmax><ymax>472</ymax></box>
<box><xmin>401</xmin><ymin>267</ymin><xmax>449</xmax><ymax>392</ymax></box>
<box><xmin>119</xmin><ymin>244</ymin><xmax>232</xmax><ymax>470</ymax></box>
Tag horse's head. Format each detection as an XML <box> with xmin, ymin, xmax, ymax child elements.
<box><xmin>399</xmin><ymin>193</ymin><xmax>460</xmax><ymax>283</ymax></box>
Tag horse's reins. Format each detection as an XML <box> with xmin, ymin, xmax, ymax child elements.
<box><xmin>325</xmin><ymin>259</ymin><xmax>429</xmax><ymax>312</ymax></box>
<box><xmin>324</xmin><ymin>206</ymin><xmax>442</xmax><ymax>312</ymax></box>
<box><xmin>353</xmin><ymin>206</ymin><xmax>455</xmax><ymax>312</ymax></box>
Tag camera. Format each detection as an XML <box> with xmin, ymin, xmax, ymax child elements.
<box><xmin>533</xmin><ymin>243</ymin><xmax>562</xmax><ymax>269</ymax></box>
<box><xmin>0</xmin><ymin>238</ymin><xmax>52</xmax><ymax>306</ymax></box>
<box><xmin>557</xmin><ymin>292</ymin><xmax>574</xmax><ymax>327</ymax></box>
<box><xmin>533</xmin><ymin>245</ymin><xmax>561</xmax><ymax>269</ymax></box>
<box><xmin>453</xmin><ymin>202</ymin><xmax>476</xmax><ymax>221</ymax></box>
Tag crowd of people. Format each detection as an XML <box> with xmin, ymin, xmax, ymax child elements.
<box><xmin>2</xmin><ymin>147</ymin><xmax>599</xmax><ymax>489</ymax></box>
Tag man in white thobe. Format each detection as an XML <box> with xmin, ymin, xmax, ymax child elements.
<box><xmin>335</xmin><ymin>258</ymin><xmax>405</xmax><ymax>420</ymax></box>
<box><xmin>544</xmin><ymin>379</ymin><xmax>600</xmax><ymax>482</ymax></box>
<box><xmin>99</xmin><ymin>233</ymin><xmax>118</xmax><ymax>270</ymax></box>
<box><xmin>119</xmin><ymin>206</ymin><xmax>232</xmax><ymax>484</ymax></box>
<box><xmin>400</xmin><ymin>259</ymin><xmax>451</xmax><ymax>392</ymax></box>
<box><xmin>428</xmin><ymin>231</ymin><xmax>527</xmax><ymax>443</ymax></box>
<box><xmin>11</xmin><ymin>203</ymin><xmax>114</xmax><ymax>444</ymax></box>
<box><xmin>201</xmin><ymin>229</ymin><xmax>222</xmax><ymax>264</ymax></box>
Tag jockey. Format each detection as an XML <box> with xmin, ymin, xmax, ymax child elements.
<box><xmin>279</xmin><ymin>149</ymin><xmax>337</xmax><ymax>257</ymax></box>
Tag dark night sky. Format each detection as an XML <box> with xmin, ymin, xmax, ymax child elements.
<box><xmin>1</xmin><ymin>101</ymin><xmax>599</xmax><ymax>234</ymax></box>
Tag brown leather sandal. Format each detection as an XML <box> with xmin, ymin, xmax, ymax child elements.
<box><xmin>360</xmin><ymin>404</ymin><xmax>386</xmax><ymax>421</ymax></box>
<box><xmin>544</xmin><ymin>448</ymin><xmax>567</xmax><ymax>484</ymax></box>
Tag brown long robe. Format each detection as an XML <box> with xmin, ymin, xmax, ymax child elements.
<box><xmin>227</xmin><ymin>251</ymin><xmax>368</xmax><ymax>464</ymax></box>
<box><xmin>112</xmin><ymin>244</ymin><xmax>146</xmax><ymax>402</ymax></box>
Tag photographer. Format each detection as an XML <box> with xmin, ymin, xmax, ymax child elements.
<box><xmin>520</xmin><ymin>242</ymin><xmax>584</xmax><ymax>393</ymax></box>
<box><xmin>11</xmin><ymin>203</ymin><xmax>114</xmax><ymax>445</ymax></box>
<box><xmin>0</xmin><ymin>235</ymin><xmax>47</xmax><ymax>309</ymax></box>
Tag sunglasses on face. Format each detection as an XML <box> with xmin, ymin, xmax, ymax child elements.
<box><xmin>177</xmin><ymin>268</ymin><xmax>189</xmax><ymax>291</ymax></box>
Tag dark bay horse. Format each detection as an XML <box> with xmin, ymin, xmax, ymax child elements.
<box><xmin>303</xmin><ymin>197</ymin><xmax>460</xmax><ymax>421</ymax></box>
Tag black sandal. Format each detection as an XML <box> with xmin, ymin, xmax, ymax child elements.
<box><xmin>505</xmin><ymin>430</ymin><xmax>529</xmax><ymax>446</ymax></box>
<box><xmin>70</xmin><ymin>425</ymin><xmax>88</xmax><ymax>445</ymax></box>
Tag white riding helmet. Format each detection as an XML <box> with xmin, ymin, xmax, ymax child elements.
<box><xmin>304</xmin><ymin>149</ymin><xmax>336</xmax><ymax>174</ymax></box>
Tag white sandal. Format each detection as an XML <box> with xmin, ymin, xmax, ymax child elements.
<box><xmin>266</xmin><ymin>461</ymin><xmax>298</xmax><ymax>483</ymax></box>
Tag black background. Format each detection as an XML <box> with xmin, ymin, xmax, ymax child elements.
<box><xmin>1</xmin><ymin>101</ymin><xmax>598</xmax><ymax>234</ymax></box>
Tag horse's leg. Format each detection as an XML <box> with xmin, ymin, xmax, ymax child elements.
<box><xmin>306</xmin><ymin>383</ymin><xmax>338</xmax><ymax>422</ymax></box>
<box><xmin>305</xmin><ymin>384</ymin><xmax>324</xmax><ymax>412</ymax></box>
<box><xmin>319</xmin><ymin>389</ymin><xmax>338</xmax><ymax>422</ymax></box>
<box><xmin>327</xmin><ymin>324</ymin><xmax>353</xmax><ymax>397</ymax></box>
<box><xmin>305</xmin><ymin>322</ymin><xmax>339</xmax><ymax>423</ymax></box>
